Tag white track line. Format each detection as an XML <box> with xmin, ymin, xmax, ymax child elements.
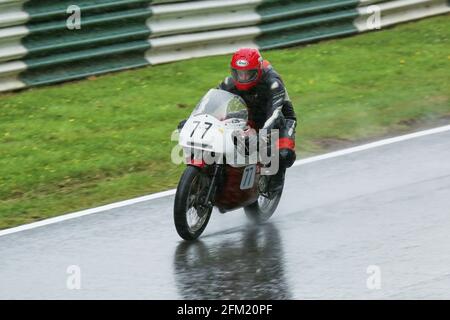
<box><xmin>1</xmin><ymin>124</ymin><xmax>449</xmax><ymax>237</ymax></box>
<box><xmin>0</xmin><ymin>189</ymin><xmax>176</xmax><ymax>237</ymax></box>
<box><xmin>293</xmin><ymin>124</ymin><xmax>450</xmax><ymax>166</ymax></box>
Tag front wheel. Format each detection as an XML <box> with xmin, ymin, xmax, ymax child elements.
<box><xmin>174</xmin><ymin>166</ymin><xmax>213</xmax><ymax>240</ymax></box>
<box><xmin>244</xmin><ymin>176</ymin><xmax>283</xmax><ymax>223</ymax></box>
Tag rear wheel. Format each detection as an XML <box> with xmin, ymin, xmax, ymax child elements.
<box><xmin>244</xmin><ymin>176</ymin><xmax>283</xmax><ymax>223</ymax></box>
<box><xmin>174</xmin><ymin>166</ymin><xmax>213</xmax><ymax>240</ymax></box>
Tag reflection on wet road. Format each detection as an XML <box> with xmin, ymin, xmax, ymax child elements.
<box><xmin>174</xmin><ymin>223</ymin><xmax>291</xmax><ymax>299</ymax></box>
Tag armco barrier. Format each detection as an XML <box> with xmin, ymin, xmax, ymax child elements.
<box><xmin>0</xmin><ymin>0</ymin><xmax>448</xmax><ymax>93</ymax></box>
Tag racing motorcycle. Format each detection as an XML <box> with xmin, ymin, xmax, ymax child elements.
<box><xmin>174</xmin><ymin>89</ymin><xmax>284</xmax><ymax>240</ymax></box>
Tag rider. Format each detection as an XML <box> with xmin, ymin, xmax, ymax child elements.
<box><xmin>179</xmin><ymin>48</ymin><xmax>297</xmax><ymax>192</ymax></box>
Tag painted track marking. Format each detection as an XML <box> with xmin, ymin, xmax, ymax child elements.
<box><xmin>1</xmin><ymin>124</ymin><xmax>449</xmax><ymax>237</ymax></box>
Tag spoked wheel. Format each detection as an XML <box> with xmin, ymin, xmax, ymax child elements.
<box><xmin>174</xmin><ymin>166</ymin><xmax>213</xmax><ymax>240</ymax></box>
<box><xmin>244</xmin><ymin>175</ymin><xmax>283</xmax><ymax>223</ymax></box>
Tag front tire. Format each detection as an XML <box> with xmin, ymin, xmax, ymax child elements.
<box><xmin>174</xmin><ymin>166</ymin><xmax>213</xmax><ymax>240</ymax></box>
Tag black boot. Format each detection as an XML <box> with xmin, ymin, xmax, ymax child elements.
<box><xmin>269</xmin><ymin>167</ymin><xmax>286</xmax><ymax>194</ymax></box>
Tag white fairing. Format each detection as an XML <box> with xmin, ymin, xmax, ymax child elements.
<box><xmin>179</xmin><ymin>89</ymin><xmax>256</xmax><ymax>167</ymax></box>
<box><xmin>179</xmin><ymin>114</ymin><xmax>254</xmax><ymax>167</ymax></box>
<box><xmin>179</xmin><ymin>114</ymin><xmax>225</xmax><ymax>153</ymax></box>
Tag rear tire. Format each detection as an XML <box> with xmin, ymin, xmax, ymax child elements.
<box><xmin>174</xmin><ymin>166</ymin><xmax>213</xmax><ymax>240</ymax></box>
<box><xmin>244</xmin><ymin>179</ymin><xmax>283</xmax><ymax>223</ymax></box>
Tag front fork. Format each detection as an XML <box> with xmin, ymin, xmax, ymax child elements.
<box><xmin>203</xmin><ymin>165</ymin><xmax>221</xmax><ymax>207</ymax></box>
<box><xmin>194</xmin><ymin>164</ymin><xmax>222</xmax><ymax>216</ymax></box>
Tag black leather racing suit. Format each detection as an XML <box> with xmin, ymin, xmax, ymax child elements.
<box><xmin>218</xmin><ymin>64</ymin><xmax>297</xmax><ymax>171</ymax></box>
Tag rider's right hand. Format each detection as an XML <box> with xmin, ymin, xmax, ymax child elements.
<box><xmin>177</xmin><ymin>119</ymin><xmax>187</xmax><ymax>131</ymax></box>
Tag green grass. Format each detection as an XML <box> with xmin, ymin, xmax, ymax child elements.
<box><xmin>0</xmin><ymin>15</ymin><xmax>449</xmax><ymax>230</ymax></box>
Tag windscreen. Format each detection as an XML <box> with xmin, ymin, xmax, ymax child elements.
<box><xmin>191</xmin><ymin>89</ymin><xmax>248</xmax><ymax>121</ymax></box>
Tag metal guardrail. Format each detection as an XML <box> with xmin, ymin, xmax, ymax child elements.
<box><xmin>0</xmin><ymin>0</ymin><xmax>448</xmax><ymax>92</ymax></box>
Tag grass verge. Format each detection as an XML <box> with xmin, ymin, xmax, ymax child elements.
<box><xmin>0</xmin><ymin>15</ymin><xmax>449</xmax><ymax>230</ymax></box>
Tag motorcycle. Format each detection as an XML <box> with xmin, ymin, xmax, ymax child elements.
<box><xmin>174</xmin><ymin>89</ymin><xmax>284</xmax><ymax>240</ymax></box>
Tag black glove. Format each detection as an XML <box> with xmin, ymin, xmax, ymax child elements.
<box><xmin>177</xmin><ymin>119</ymin><xmax>187</xmax><ymax>131</ymax></box>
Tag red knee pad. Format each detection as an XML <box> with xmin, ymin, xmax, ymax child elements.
<box><xmin>276</xmin><ymin>137</ymin><xmax>295</xmax><ymax>151</ymax></box>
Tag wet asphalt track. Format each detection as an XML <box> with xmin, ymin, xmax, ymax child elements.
<box><xmin>0</xmin><ymin>129</ymin><xmax>449</xmax><ymax>299</ymax></box>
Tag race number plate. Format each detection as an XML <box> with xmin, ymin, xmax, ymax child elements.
<box><xmin>240</xmin><ymin>165</ymin><xmax>256</xmax><ymax>190</ymax></box>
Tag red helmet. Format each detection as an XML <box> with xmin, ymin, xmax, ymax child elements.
<box><xmin>230</xmin><ymin>48</ymin><xmax>263</xmax><ymax>91</ymax></box>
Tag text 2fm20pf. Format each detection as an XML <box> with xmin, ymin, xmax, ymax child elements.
<box><xmin>221</xmin><ymin>304</ymin><xmax>272</xmax><ymax>316</ymax></box>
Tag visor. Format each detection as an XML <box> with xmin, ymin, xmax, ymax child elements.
<box><xmin>231</xmin><ymin>68</ymin><xmax>259</xmax><ymax>84</ymax></box>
